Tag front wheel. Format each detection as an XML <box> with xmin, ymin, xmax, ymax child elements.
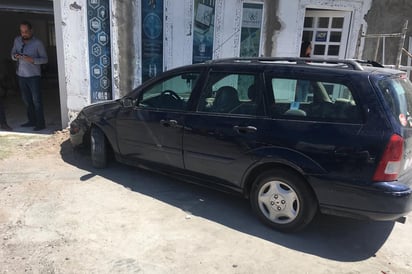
<box><xmin>90</xmin><ymin>126</ymin><xmax>107</xmax><ymax>168</ymax></box>
<box><xmin>250</xmin><ymin>169</ymin><xmax>317</xmax><ymax>232</ymax></box>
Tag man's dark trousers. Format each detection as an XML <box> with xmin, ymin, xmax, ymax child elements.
<box><xmin>18</xmin><ymin>76</ymin><xmax>45</xmax><ymax>128</ymax></box>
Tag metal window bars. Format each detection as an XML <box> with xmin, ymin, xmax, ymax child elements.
<box><xmin>356</xmin><ymin>20</ymin><xmax>408</xmax><ymax>70</ymax></box>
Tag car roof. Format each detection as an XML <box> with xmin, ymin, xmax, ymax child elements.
<box><xmin>167</xmin><ymin>58</ymin><xmax>405</xmax><ymax>78</ymax></box>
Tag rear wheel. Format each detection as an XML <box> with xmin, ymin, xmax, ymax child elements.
<box><xmin>250</xmin><ymin>169</ymin><xmax>317</xmax><ymax>232</ymax></box>
<box><xmin>91</xmin><ymin>126</ymin><xmax>107</xmax><ymax>168</ymax></box>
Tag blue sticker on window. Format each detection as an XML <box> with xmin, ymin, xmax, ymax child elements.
<box><xmin>290</xmin><ymin>101</ymin><xmax>300</xmax><ymax>110</ymax></box>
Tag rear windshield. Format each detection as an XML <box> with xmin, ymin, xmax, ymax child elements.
<box><xmin>377</xmin><ymin>75</ymin><xmax>412</xmax><ymax>127</ymax></box>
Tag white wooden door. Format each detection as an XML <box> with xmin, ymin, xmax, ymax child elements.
<box><xmin>303</xmin><ymin>10</ymin><xmax>352</xmax><ymax>58</ymax></box>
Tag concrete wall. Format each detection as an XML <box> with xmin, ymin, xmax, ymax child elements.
<box><xmin>363</xmin><ymin>0</ymin><xmax>412</xmax><ymax>65</ymax></box>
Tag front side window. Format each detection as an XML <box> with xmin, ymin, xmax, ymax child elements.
<box><xmin>270</xmin><ymin>77</ymin><xmax>361</xmax><ymax>123</ymax></box>
<box><xmin>197</xmin><ymin>72</ymin><xmax>260</xmax><ymax>115</ymax></box>
<box><xmin>138</xmin><ymin>72</ymin><xmax>200</xmax><ymax>111</ymax></box>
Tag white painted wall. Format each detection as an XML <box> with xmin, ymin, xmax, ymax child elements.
<box><xmin>110</xmin><ymin>0</ymin><xmax>140</xmax><ymax>98</ymax></box>
<box><xmin>164</xmin><ymin>0</ymin><xmax>194</xmax><ymax>70</ymax></box>
<box><xmin>55</xmin><ymin>0</ymin><xmax>90</xmax><ymax>124</ymax></box>
<box><xmin>214</xmin><ymin>0</ymin><xmax>241</xmax><ymax>59</ymax></box>
<box><xmin>53</xmin><ymin>0</ymin><xmax>68</xmax><ymax>128</ymax></box>
<box><xmin>109</xmin><ymin>0</ymin><xmax>120</xmax><ymax>99</ymax></box>
<box><xmin>273</xmin><ymin>0</ymin><xmax>300</xmax><ymax>57</ymax></box>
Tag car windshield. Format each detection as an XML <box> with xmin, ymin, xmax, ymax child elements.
<box><xmin>378</xmin><ymin>74</ymin><xmax>412</xmax><ymax>127</ymax></box>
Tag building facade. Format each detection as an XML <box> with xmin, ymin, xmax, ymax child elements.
<box><xmin>25</xmin><ymin>0</ymin><xmax>409</xmax><ymax>127</ymax></box>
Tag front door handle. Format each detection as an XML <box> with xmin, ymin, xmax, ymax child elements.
<box><xmin>233</xmin><ymin>125</ymin><xmax>257</xmax><ymax>134</ymax></box>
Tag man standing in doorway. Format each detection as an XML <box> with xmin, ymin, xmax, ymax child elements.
<box><xmin>11</xmin><ymin>21</ymin><xmax>48</xmax><ymax>131</ymax></box>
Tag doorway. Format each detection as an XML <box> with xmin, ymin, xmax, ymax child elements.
<box><xmin>302</xmin><ymin>10</ymin><xmax>352</xmax><ymax>59</ymax></box>
<box><xmin>0</xmin><ymin>2</ymin><xmax>61</xmax><ymax>133</ymax></box>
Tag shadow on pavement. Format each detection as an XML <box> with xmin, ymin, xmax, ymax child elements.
<box><xmin>60</xmin><ymin>139</ymin><xmax>395</xmax><ymax>262</ymax></box>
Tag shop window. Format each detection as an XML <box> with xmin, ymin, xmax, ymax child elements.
<box><xmin>240</xmin><ymin>3</ymin><xmax>263</xmax><ymax>57</ymax></box>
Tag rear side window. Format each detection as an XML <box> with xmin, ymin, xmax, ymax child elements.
<box><xmin>269</xmin><ymin>77</ymin><xmax>362</xmax><ymax>123</ymax></box>
<box><xmin>377</xmin><ymin>75</ymin><xmax>412</xmax><ymax>127</ymax></box>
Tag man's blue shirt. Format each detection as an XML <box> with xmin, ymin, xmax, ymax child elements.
<box><xmin>11</xmin><ymin>36</ymin><xmax>48</xmax><ymax>77</ymax></box>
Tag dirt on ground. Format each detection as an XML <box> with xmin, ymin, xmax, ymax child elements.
<box><xmin>0</xmin><ymin>130</ymin><xmax>412</xmax><ymax>273</ymax></box>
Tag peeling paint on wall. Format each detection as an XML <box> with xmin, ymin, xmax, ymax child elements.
<box><xmin>111</xmin><ymin>0</ymin><xmax>137</xmax><ymax>97</ymax></box>
<box><xmin>232</xmin><ymin>0</ymin><xmax>242</xmax><ymax>57</ymax></box>
<box><xmin>69</xmin><ymin>2</ymin><xmax>82</xmax><ymax>11</ymax></box>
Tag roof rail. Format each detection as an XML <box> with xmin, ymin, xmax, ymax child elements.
<box><xmin>350</xmin><ymin>59</ymin><xmax>385</xmax><ymax>68</ymax></box>
<box><xmin>207</xmin><ymin>57</ymin><xmax>385</xmax><ymax>71</ymax></box>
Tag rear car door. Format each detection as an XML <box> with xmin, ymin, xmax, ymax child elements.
<box><xmin>263</xmin><ymin>69</ymin><xmax>377</xmax><ymax>182</ymax></box>
<box><xmin>115</xmin><ymin>70</ymin><xmax>202</xmax><ymax>168</ymax></box>
<box><xmin>183</xmin><ymin>69</ymin><xmax>265</xmax><ymax>187</ymax></box>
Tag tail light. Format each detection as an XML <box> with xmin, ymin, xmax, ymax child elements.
<box><xmin>373</xmin><ymin>134</ymin><xmax>404</xmax><ymax>181</ymax></box>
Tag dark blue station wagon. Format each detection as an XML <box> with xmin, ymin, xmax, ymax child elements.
<box><xmin>70</xmin><ymin>58</ymin><xmax>412</xmax><ymax>232</ymax></box>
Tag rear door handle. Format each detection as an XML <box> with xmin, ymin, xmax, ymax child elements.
<box><xmin>233</xmin><ymin>125</ymin><xmax>257</xmax><ymax>134</ymax></box>
<box><xmin>160</xmin><ymin>119</ymin><xmax>180</xmax><ymax>128</ymax></box>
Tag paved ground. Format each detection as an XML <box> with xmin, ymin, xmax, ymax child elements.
<box><xmin>0</xmin><ymin>130</ymin><xmax>411</xmax><ymax>273</ymax></box>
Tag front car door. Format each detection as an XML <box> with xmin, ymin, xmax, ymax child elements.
<box><xmin>116</xmin><ymin>70</ymin><xmax>202</xmax><ymax>169</ymax></box>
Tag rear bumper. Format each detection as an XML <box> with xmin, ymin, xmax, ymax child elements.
<box><xmin>314</xmin><ymin>180</ymin><xmax>412</xmax><ymax>221</ymax></box>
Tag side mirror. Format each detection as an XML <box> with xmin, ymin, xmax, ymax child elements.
<box><xmin>122</xmin><ymin>97</ymin><xmax>134</xmax><ymax>108</ymax></box>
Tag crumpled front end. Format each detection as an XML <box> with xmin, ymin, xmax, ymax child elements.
<box><xmin>69</xmin><ymin>112</ymin><xmax>89</xmax><ymax>147</ymax></box>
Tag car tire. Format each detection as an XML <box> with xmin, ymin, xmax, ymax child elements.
<box><xmin>250</xmin><ymin>169</ymin><xmax>317</xmax><ymax>232</ymax></box>
<box><xmin>91</xmin><ymin>126</ymin><xmax>107</xmax><ymax>168</ymax></box>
